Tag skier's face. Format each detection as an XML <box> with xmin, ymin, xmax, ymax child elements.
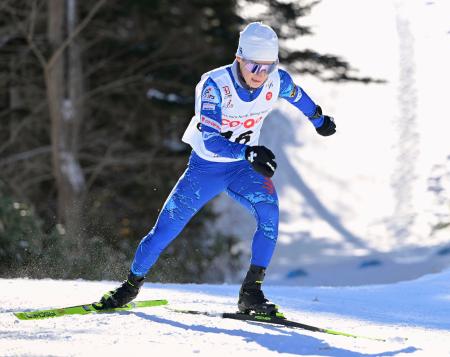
<box><xmin>237</xmin><ymin>57</ymin><xmax>276</xmax><ymax>89</ymax></box>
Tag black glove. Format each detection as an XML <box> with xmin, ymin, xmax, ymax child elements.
<box><xmin>310</xmin><ymin>105</ymin><xmax>336</xmax><ymax>136</ymax></box>
<box><xmin>316</xmin><ymin>115</ymin><xmax>336</xmax><ymax>136</ymax></box>
<box><xmin>245</xmin><ymin>146</ymin><xmax>277</xmax><ymax>178</ymax></box>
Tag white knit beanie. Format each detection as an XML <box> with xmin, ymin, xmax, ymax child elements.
<box><xmin>236</xmin><ymin>22</ymin><xmax>279</xmax><ymax>62</ymax></box>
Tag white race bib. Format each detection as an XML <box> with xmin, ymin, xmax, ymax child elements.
<box><xmin>182</xmin><ymin>65</ymin><xmax>280</xmax><ymax>162</ymax></box>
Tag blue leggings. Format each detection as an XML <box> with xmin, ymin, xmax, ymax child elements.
<box><xmin>131</xmin><ymin>152</ymin><xmax>279</xmax><ymax>277</ymax></box>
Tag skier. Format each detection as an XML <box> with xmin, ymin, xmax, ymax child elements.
<box><xmin>99</xmin><ymin>22</ymin><xmax>336</xmax><ymax>315</ymax></box>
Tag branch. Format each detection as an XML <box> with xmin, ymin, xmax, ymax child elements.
<box><xmin>46</xmin><ymin>0</ymin><xmax>106</xmax><ymax>70</ymax></box>
<box><xmin>0</xmin><ymin>0</ymin><xmax>15</xmax><ymax>13</ymax></box>
<box><xmin>81</xmin><ymin>74</ymin><xmax>143</xmax><ymax>101</ymax></box>
<box><xmin>28</xmin><ymin>0</ymin><xmax>38</xmax><ymax>40</ymax></box>
<box><xmin>8</xmin><ymin>8</ymin><xmax>47</xmax><ymax>68</ymax></box>
<box><xmin>84</xmin><ymin>141</ymin><xmax>122</xmax><ymax>192</ymax></box>
<box><xmin>26</xmin><ymin>32</ymin><xmax>47</xmax><ymax>69</ymax></box>
<box><xmin>0</xmin><ymin>101</ymin><xmax>47</xmax><ymax>155</ymax></box>
<box><xmin>0</xmin><ymin>146</ymin><xmax>51</xmax><ymax>167</ymax></box>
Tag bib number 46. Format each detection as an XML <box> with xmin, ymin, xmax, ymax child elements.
<box><xmin>197</xmin><ymin>123</ymin><xmax>253</xmax><ymax>145</ymax></box>
<box><xmin>221</xmin><ymin>130</ymin><xmax>253</xmax><ymax>144</ymax></box>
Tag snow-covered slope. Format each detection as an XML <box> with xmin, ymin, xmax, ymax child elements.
<box><xmin>215</xmin><ymin>0</ymin><xmax>450</xmax><ymax>285</ymax></box>
<box><xmin>2</xmin><ymin>269</ymin><xmax>450</xmax><ymax>356</ymax></box>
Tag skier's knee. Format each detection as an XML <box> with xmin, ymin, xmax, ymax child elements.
<box><xmin>254</xmin><ymin>202</ymin><xmax>279</xmax><ymax>241</ymax></box>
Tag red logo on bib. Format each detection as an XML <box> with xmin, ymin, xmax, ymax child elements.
<box><xmin>266</xmin><ymin>92</ymin><xmax>273</xmax><ymax>101</ymax></box>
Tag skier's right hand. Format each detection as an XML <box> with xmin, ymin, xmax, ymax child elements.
<box><xmin>245</xmin><ymin>146</ymin><xmax>277</xmax><ymax>178</ymax></box>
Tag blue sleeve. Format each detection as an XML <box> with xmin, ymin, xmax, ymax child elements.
<box><xmin>200</xmin><ymin>78</ymin><xmax>247</xmax><ymax>159</ymax></box>
<box><xmin>278</xmin><ymin>69</ymin><xmax>324</xmax><ymax>128</ymax></box>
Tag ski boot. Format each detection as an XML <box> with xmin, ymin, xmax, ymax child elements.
<box><xmin>238</xmin><ymin>265</ymin><xmax>280</xmax><ymax>317</ymax></box>
<box><xmin>97</xmin><ymin>271</ymin><xmax>145</xmax><ymax>310</ymax></box>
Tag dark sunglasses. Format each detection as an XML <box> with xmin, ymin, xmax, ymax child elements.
<box><xmin>243</xmin><ymin>59</ymin><xmax>278</xmax><ymax>74</ymax></box>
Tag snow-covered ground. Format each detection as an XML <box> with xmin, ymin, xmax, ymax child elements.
<box><xmin>215</xmin><ymin>0</ymin><xmax>450</xmax><ymax>285</ymax></box>
<box><xmin>2</xmin><ymin>269</ymin><xmax>450</xmax><ymax>356</ymax></box>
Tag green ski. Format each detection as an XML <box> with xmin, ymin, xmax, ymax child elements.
<box><xmin>14</xmin><ymin>299</ymin><xmax>168</xmax><ymax>320</ymax></box>
<box><xmin>168</xmin><ymin>308</ymin><xmax>388</xmax><ymax>342</ymax></box>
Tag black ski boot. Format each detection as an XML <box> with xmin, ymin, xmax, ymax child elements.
<box><xmin>97</xmin><ymin>271</ymin><xmax>145</xmax><ymax>309</ymax></box>
<box><xmin>238</xmin><ymin>265</ymin><xmax>278</xmax><ymax>316</ymax></box>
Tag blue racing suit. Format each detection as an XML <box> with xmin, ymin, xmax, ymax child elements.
<box><xmin>131</xmin><ymin>64</ymin><xmax>324</xmax><ymax>276</ymax></box>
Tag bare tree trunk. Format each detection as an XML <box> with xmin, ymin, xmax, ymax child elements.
<box><xmin>65</xmin><ymin>0</ymin><xmax>86</xmax><ymax>239</ymax></box>
<box><xmin>46</xmin><ymin>0</ymin><xmax>86</xmax><ymax>242</ymax></box>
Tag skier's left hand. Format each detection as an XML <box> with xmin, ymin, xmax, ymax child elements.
<box><xmin>245</xmin><ymin>146</ymin><xmax>277</xmax><ymax>178</ymax></box>
<box><xmin>316</xmin><ymin>115</ymin><xmax>336</xmax><ymax>136</ymax></box>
